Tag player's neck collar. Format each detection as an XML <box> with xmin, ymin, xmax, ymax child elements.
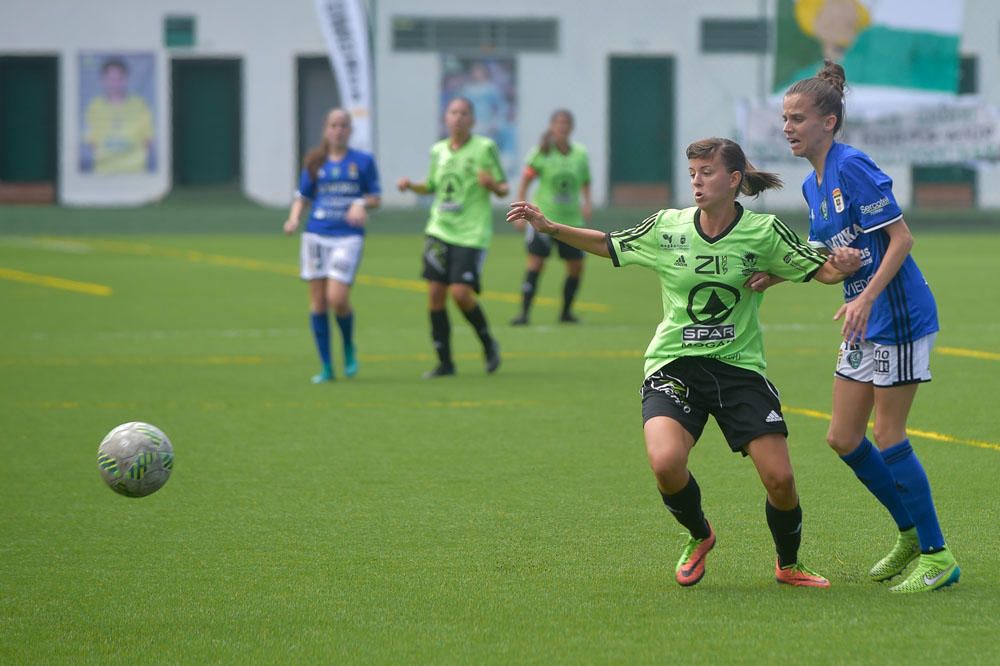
<box><xmin>694</xmin><ymin>202</ymin><xmax>744</xmax><ymax>244</ymax></box>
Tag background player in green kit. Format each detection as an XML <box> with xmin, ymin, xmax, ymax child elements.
<box><xmin>510</xmin><ymin>109</ymin><xmax>592</xmax><ymax>325</ymax></box>
<box><xmin>397</xmin><ymin>97</ymin><xmax>508</xmax><ymax>378</ymax></box>
<box><xmin>508</xmin><ymin>137</ymin><xmax>860</xmax><ymax>588</ymax></box>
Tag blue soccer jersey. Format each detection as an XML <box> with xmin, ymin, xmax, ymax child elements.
<box><xmin>297</xmin><ymin>149</ymin><xmax>381</xmax><ymax>236</ymax></box>
<box><xmin>802</xmin><ymin>142</ymin><xmax>938</xmax><ymax>344</ymax></box>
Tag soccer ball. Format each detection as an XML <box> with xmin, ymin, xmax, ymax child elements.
<box><xmin>97</xmin><ymin>422</ymin><xmax>174</xmax><ymax>497</ymax></box>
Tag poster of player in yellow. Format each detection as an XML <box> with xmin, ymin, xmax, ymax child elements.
<box><xmin>79</xmin><ymin>52</ymin><xmax>156</xmax><ymax>174</ymax></box>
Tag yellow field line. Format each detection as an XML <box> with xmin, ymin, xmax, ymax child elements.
<box><xmin>782</xmin><ymin>406</ymin><xmax>1000</xmax><ymax>453</ymax></box>
<box><xmin>0</xmin><ymin>267</ymin><xmax>112</xmax><ymax>296</ymax></box>
<box><xmin>937</xmin><ymin>346</ymin><xmax>1000</xmax><ymax>361</ymax></box>
<box><xmin>52</xmin><ymin>237</ymin><xmax>609</xmax><ymax>312</ymax></box>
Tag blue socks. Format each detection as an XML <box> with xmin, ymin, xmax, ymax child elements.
<box><xmin>840</xmin><ymin>437</ymin><xmax>914</xmax><ymax>532</ymax></box>
<box><xmin>310</xmin><ymin>312</ymin><xmax>332</xmax><ymax>371</ymax></box>
<box><xmin>881</xmin><ymin>439</ymin><xmax>946</xmax><ymax>553</ymax></box>
<box><xmin>335</xmin><ymin>312</ymin><xmax>354</xmax><ymax>350</ymax></box>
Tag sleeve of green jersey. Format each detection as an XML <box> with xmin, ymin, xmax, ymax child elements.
<box><xmin>606</xmin><ymin>212</ymin><xmax>659</xmax><ymax>269</ymax></box>
<box><xmin>484</xmin><ymin>140</ymin><xmax>506</xmax><ymax>183</ymax></box>
<box><xmin>765</xmin><ymin>217</ymin><xmax>827</xmax><ymax>282</ymax></box>
<box><xmin>578</xmin><ymin>146</ymin><xmax>591</xmax><ymax>185</ymax></box>
<box><xmin>525</xmin><ymin>147</ymin><xmax>542</xmax><ymax>172</ymax></box>
<box><xmin>424</xmin><ymin>145</ymin><xmax>438</xmax><ymax>193</ymax></box>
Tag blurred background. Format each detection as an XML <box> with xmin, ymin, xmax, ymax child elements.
<box><xmin>1</xmin><ymin>0</ymin><xmax>997</xmax><ymax>215</ymax></box>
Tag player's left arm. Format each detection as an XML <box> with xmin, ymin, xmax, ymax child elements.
<box><xmin>478</xmin><ymin>141</ymin><xmax>509</xmax><ymax>197</ymax></box>
<box><xmin>346</xmin><ymin>157</ymin><xmax>383</xmax><ymax>226</ymax></box>
<box><xmin>836</xmin><ymin>219</ymin><xmax>913</xmax><ymax>343</ymax></box>
<box><xmin>833</xmin><ymin>158</ymin><xmax>908</xmax><ymax>342</ymax></box>
<box><xmin>580</xmin><ymin>182</ymin><xmax>593</xmax><ymax>222</ymax></box>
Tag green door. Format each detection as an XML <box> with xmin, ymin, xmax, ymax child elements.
<box><xmin>609</xmin><ymin>56</ymin><xmax>674</xmax><ymax>205</ymax></box>
<box><xmin>171</xmin><ymin>59</ymin><xmax>241</xmax><ymax>185</ymax></box>
<box><xmin>0</xmin><ymin>56</ymin><xmax>58</xmax><ymax>186</ymax></box>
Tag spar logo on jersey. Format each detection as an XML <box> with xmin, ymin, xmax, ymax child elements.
<box><xmin>683</xmin><ymin>282</ymin><xmax>740</xmax><ymax>347</ymax></box>
<box><xmin>832</xmin><ymin>188</ymin><xmax>845</xmax><ymax>213</ymax></box>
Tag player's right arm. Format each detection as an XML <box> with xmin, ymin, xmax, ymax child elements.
<box><xmin>283</xmin><ymin>196</ymin><xmax>307</xmax><ymax>235</ymax></box>
<box><xmin>512</xmin><ymin>167</ymin><xmax>538</xmax><ymax>230</ymax></box>
<box><xmin>397</xmin><ymin>177</ymin><xmax>431</xmax><ymax>194</ymax></box>
<box><xmin>507</xmin><ymin>201</ymin><xmax>609</xmax><ymax>257</ymax></box>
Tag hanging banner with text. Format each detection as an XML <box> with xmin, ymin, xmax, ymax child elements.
<box><xmin>314</xmin><ymin>0</ymin><xmax>374</xmax><ymax>152</ymax></box>
<box><xmin>738</xmin><ymin>97</ymin><xmax>1000</xmax><ymax>164</ymax></box>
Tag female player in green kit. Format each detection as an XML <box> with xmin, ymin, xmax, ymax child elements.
<box><xmin>398</xmin><ymin>97</ymin><xmax>508</xmax><ymax>378</ymax></box>
<box><xmin>508</xmin><ymin>137</ymin><xmax>860</xmax><ymax>588</ymax></box>
<box><xmin>510</xmin><ymin>109</ymin><xmax>592</xmax><ymax>325</ymax></box>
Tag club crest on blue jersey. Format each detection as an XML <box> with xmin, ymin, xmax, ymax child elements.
<box><xmin>832</xmin><ymin>187</ymin><xmax>845</xmax><ymax>213</ymax></box>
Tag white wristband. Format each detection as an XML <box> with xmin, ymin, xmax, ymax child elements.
<box><xmin>352</xmin><ymin>197</ymin><xmax>366</xmax><ymax>208</ymax></box>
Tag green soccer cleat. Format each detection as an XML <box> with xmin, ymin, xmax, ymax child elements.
<box><xmin>674</xmin><ymin>522</ymin><xmax>715</xmax><ymax>587</ymax></box>
<box><xmin>889</xmin><ymin>548</ymin><xmax>960</xmax><ymax>593</ymax></box>
<box><xmin>343</xmin><ymin>344</ymin><xmax>358</xmax><ymax>378</ymax></box>
<box><xmin>869</xmin><ymin>527</ymin><xmax>920</xmax><ymax>582</ymax></box>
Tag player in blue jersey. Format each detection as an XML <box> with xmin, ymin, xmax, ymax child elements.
<box><xmin>283</xmin><ymin>108</ymin><xmax>381</xmax><ymax>383</ymax></box>
<box><xmin>772</xmin><ymin>61</ymin><xmax>958</xmax><ymax>592</ymax></box>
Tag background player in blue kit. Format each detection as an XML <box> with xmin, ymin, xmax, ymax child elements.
<box><xmin>766</xmin><ymin>61</ymin><xmax>959</xmax><ymax>593</ymax></box>
<box><xmin>283</xmin><ymin>108</ymin><xmax>381</xmax><ymax>383</ymax></box>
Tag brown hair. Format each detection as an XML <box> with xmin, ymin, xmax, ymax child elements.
<box><xmin>785</xmin><ymin>59</ymin><xmax>847</xmax><ymax>134</ymax></box>
<box><xmin>539</xmin><ymin>109</ymin><xmax>574</xmax><ymax>155</ymax></box>
<box><xmin>303</xmin><ymin>109</ymin><xmax>350</xmax><ymax>179</ymax></box>
<box><xmin>685</xmin><ymin>137</ymin><xmax>782</xmax><ymax>197</ymax></box>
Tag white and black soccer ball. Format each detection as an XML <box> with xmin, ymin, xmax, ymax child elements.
<box><xmin>97</xmin><ymin>422</ymin><xmax>174</xmax><ymax>497</ymax></box>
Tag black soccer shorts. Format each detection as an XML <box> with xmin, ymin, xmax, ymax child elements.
<box><xmin>640</xmin><ymin>356</ymin><xmax>789</xmax><ymax>454</ymax></box>
<box><xmin>421</xmin><ymin>236</ymin><xmax>486</xmax><ymax>293</ymax></box>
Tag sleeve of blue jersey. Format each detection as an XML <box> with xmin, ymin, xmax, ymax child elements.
<box><xmin>296</xmin><ymin>168</ymin><xmax>315</xmax><ymax>200</ymax></box>
<box><xmin>840</xmin><ymin>156</ymin><xmax>902</xmax><ymax>232</ymax></box>
<box><xmin>361</xmin><ymin>153</ymin><xmax>382</xmax><ymax>195</ymax></box>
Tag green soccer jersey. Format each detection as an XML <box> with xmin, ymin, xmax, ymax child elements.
<box><xmin>424</xmin><ymin>135</ymin><xmax>507</xmax><ymax>249</ymax></box>
<box><xmin>525</xmin><ymin>143</ymin><xmax>591</xmax><ymax>227</ymax></box>
<box><xmin>606</xmin><ymin>204</ymin><xmax>827</xmax><ymax>378</ymax></box>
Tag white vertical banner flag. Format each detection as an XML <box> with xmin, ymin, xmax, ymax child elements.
<box><xmin>314</xmin><ymin>0</ymin><xmax>375</xmax><ymax>152</ymax></box>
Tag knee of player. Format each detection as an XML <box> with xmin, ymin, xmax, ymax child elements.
<box><xmin>761</xmin><ymin>468</ymin><xmax>796</xmax><ymax>499</ymax></box>
<box><xmin>825</xmin><ymin>431</ymin><xmax>858</xmax><ymax>455</ymax></box>
<box><xmin>870</xmin><ymin>425</ymin><xmax>906</xmax><ymax>450</ymax></box>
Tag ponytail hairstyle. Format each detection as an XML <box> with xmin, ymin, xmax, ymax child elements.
<box><xmin>303</xmin><ymin>108</ymin><xmax>351</xmax><ymax>180</ymax></box>
<box><xmin>685</xmin><ymin>137</ymin><xmax>783</xmax><ymax>198</ymax></box>
<box><xmin>540</xmin><ymin>109</ymin><xmax>574</xmax><ymax>155</ymax></box>
<box><xmin>785</xmin><ymin>59</ymin><xmax>847</xmax><ymax>134</ymax></box>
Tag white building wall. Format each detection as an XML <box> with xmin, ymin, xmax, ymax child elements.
<box><xmin>1</xmin><ymin>0</ymin><xmax>997</xmax><ymax>208</ymax></box>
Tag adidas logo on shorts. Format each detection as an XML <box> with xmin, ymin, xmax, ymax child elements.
<box><xmin>765</xmin><ymin>410</ymin><xmax>783</xmax><ymax>423</ymax></box>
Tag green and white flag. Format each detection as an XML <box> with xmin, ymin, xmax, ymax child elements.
<box><xmin>740</xmin><ymin>0</ymin><xmax>1000</xmax><ymax>165</ymax></box>
<box><xmin>773</xmin><ymin>0</ymin><xmax>962</xmax><ymax>95</ymax></box>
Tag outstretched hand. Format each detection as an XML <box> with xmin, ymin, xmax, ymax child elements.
<box><xmin>506</xmin><ymin>201</ymin><xmax>555</xmax><ymax>234</ymax></box>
